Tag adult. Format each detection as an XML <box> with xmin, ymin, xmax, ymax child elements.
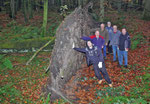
<box><xmin>72</xmin><ymin>41</ymin><xmax>112</xmax><ymax>87</ymax></box>
<box><xmin>106</xmin><ymin>22</ymin><xmax>113</xmax><ymax>54</ymax></box>
<box><xmin>118</xmin><ymin>28</ymin><xmax>131</xmax><ymax>68</ymax></box>
<box><xmin>81</xmin><ymin>31</ymin><xmax>105</xmax><ymax>50</ymax></box>
<box><xmin>110</xmin><ymin>25</ymin><xmax>121</xmax><ymax>62</ymax></box>
<box><xmin>90</xmin><ymin>23</ymin><xmax>109</xmax><ymax>59</ymax></box>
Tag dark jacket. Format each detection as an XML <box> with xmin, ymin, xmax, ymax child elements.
<box><xmin>110</xmin><ymin>30</ymin><xmax>121</xmax><ymax>46</ymax></box>
<box><xmin>81</xmin><ymin>35</ymin><xmax>105</xmax><ymax>49</ymax></box>
<box><xmin>74</xmin><ymin>46</ymin><xmax>104</xmax><ymax>66</ymax></box>
<box><xmin>119</xmin><ymin>32</ymin><xmax>131</xmax><ymax>51</ymax></box>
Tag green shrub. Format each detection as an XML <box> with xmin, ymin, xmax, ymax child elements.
<box><xmin>0</xmin><ymin>55</ymin><xmax>13</xmax><ymax>69</ymax></box>
<box><xmin>0</xmin><ymin>83</ymin><xmax>22</xmax><ymax>103</ymax></box>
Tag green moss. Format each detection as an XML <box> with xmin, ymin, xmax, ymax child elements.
<box><xmin>0</xmin><ymin>37</ymin><xmax>55</xmax><ymax>50</ymax></box>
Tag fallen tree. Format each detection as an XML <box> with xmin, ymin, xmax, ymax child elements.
<box><xmin>45</xmin><ymin>2</ymin><xmax>98</xmax><ymax>103</ymax></box>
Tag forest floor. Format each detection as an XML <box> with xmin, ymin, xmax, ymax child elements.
<box><xmin>0</xmin><ymin>10</ymin><xmax>150</xmax><ymax>104</ymax></box>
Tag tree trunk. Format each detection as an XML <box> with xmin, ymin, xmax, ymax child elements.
<box><xmin>22</xmin><ymin>0</ymin><xmax>28</xmax><ymax>23</ymax></box>
<box><xmin>28</xmin><ymin>0</ymin><xmax>33</xmax><ymax>19</ymax></box>
<box><xmin>142</xmin><ymin>0</ymin><xmax>150</xmax><ymax>20</ymax></box>
<box><xmin>10</xmin><ymin>0</ymin><xmax>15</xmax><ymax>19</ymax></box>
<box><xmin>45</xmin><ymin>2</ymin><xmax>97</xmax><ymax>103</ymax></box>
<box><xmin>42</xmin><ymin>0</ymin><xmax>48</xmax><ymax>36</ymax></box>
<box><xmin>100</xmin><ymin>0</ymin><xmax>104</xmax><ymax>22</ymax></box>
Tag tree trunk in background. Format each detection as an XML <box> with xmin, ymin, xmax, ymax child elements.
<box><xmin>45</xmin><ymin>2</ymin><xmax>97</xmax><ymax>103</ymax></box>
<box><xmin>117</xmin><ymin>0</ymin><xmax>122</xmax><ymax>13</ymax></box>
<box><xmin>10</xmin><ymin>0</ymin><xmax>15</xmax><ymax>19</ymax></box>
<box><xmin>78</xmin><ymin>0</ymin><xmax>81</xmax><ymax>6</ymax></box>
<box><xmin>142</xmin><ymin>0</ymin><xmax>150</xmax><ymax>20</ymax></box>
<box><xmin>100</xmin><ymin>0</ymin><xmax>104</xmax><ymax>22</ymax></box>
<box><xmin>28</xmin><ymin>0</ymin><xmax>33</xmax><ymax>19</ymax></box>
<box><xmin>124</xmin><ymin>0</ymin><xmax>128</xmax><ymax>11</ymax></box>
<box><xmin>61</xmin><ymin>0</ymin><xmax>63</xmax><ymax>6</ymax></box>
<box><xmin>22</xmin><ymin>0</ymin><xmax>28</xmax><ymax>23</ymax></box>
<box><xmin>42</xmin><ymin>0</ymin><xmax>48</xmax><ymax>36</ymax></box>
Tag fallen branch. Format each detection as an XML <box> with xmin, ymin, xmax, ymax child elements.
<box><xmin>26</xmin><ymin>37</ymin><xmax>55</xmax><ymax>65</ymax></box>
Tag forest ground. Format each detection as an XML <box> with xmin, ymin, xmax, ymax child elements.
<box><xmin>0</xmin><ymin>10</ymin><xmax>150</xmax><ymax>104</ymax></box>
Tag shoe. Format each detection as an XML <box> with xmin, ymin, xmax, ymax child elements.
<box><xmin>109</xmin><ymin>84</ymin><xmax>113</xmax><ymax>88</ymax></box>
<box><xmin>98</xmin><ymin>80</ymin><xmax>103</xmax><ymax>84</ymax></box>
<box><xmin>124</xmin><ymin>65</ymin><xmax>128</xmax><ymax>68</ymax></box>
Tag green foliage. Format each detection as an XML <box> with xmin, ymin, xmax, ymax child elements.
<box><xmin>60</xmin><ymin>5</ymin><xmax>68</xmax><ymax>18</ymax></box>
<box><xmin>0</xmin><ymin>83</ymin><xmax>22</xmax><ymax>103</ymax></box>
<box><xmin>0</xmin><ymin>55</ymin><xmax>13</xmax><ymax>69</ymax></box>
<box><xmin>131</xmin><ymin>33</ymin><xmax>145</xmax><ymax>50</ymax></box>
<box><xmin>0</xmin><ymin>37</ymin><xmax>55</xmax><ymax>51</ymax></box>
<box><xmin>96</xmin><ymin>86</ymin><xmax>125</xmax><ymax>97</ymax></box>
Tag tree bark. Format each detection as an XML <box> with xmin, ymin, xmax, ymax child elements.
<box><xmin>142</xmin><ymin>0</ymin><xmax>150</xmax><ymax>20</ymax></box>
<box><xmin>22</xmin><ymin>0</ymin><xmax>28</xmax><ymax>23</ymax></box>
<box><xmin>100</xmin><ymin>0</ymin><xmax>104</xmax><ymax>22</ymax></box>
<box><xmin>10</xmin><ymin>0</ymin><xmax>15</xmax><ymax>19</ymax></box>
<box><xmin>45</xmin><ymin>2</ymin><xmax>96</xmax><ymax>103</ymax></box>
<box><xmin>42</xmin><ymin>0</ymin><xmax>48</xmax><ymax>36</ymax></box>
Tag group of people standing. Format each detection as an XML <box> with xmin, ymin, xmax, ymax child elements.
<box><xmin>72</xmin><ymin>22</ymin><xmax>131</xmax><ymax>87</ymax></box>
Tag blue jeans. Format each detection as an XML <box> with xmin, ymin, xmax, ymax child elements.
<box><xmin>119</xmin><ymin>50</ymin><xmax>128</xmax><ymax>66</ymax></box>
<box><xmin>103</xmin><ymin>45</ymin><xmax>107</xmax><ymax>57</ymax></box>
<box><xmin>112</xmin><ymin>45</ymin><xmax>119</xmax><ymax>61</ymax></box>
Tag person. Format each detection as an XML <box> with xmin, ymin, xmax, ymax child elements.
<box><xmin>81</xmin><ymin>31</ymin><xmax>105</xmax><ymax>50</ymax></box>
<box><xmin>90</xmin><ymin>23</ymin><xmax>109</xmax><ymax>59</ymax></box>
<box><xmin>118</xmin><ymin>28</ymin><xmax>131</xmax><ymax>68</ymax></box>
<box><xmin>72</xmin><ymin>40</ymin><xmax>112</xmax><ymax>87</ymax></box>
<box><xmin>110</xmin><ymin>25</ymin><xmax>121</xmax><ymax>62</ymax></box>
<box><xmin>106</xmin><ymin>22</ymin><xmax>113</xmax><ymax>54</ymax></box>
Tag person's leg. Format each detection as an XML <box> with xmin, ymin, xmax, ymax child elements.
<box><xmin>93</xmin><ymin>64</ymin><xmax>102</xmax><ymax>80</ymax></box>
<box><xmin>119</xmin><ymin>50</ymin><xmax>123</xmax><ymax>65</ymax></box>
<box><xmin>103</xmin><ymin>45</ymin><xmax>107</xmax><ymax>58</ymax></box>
<box><xmin>112</xmin><ymin>45</ymin><xmax>116</xmax><ymax>61</ymax></box>
<box><xmin>110</xmin><ymin>45</ymin><xmax>112</xmax><ymax>53</ymax></box>
<box><xmin>124</xmin><ymin>51</ymin><xmax>128</xmax><ymax>66</ymax></box>
<box><xmin>100</xmin><ymin>63</ymin><xmax>112</xmax><ymax>84</ymax></box>
<box><xmin>107</xmin><ymin>40</ymin><xmax>111</xmax><ymax>53</ymax></box>
<box><xmin>117</xmin><ymin>47</ymin><xmax>120</xmax><ymax>61</ymax></box>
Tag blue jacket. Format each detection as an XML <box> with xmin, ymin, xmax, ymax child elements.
<box><xmin>74</xmin><ymin>46</ymin><xmax>104</xmax><ymax>66</ymax></box>
<box><xmin>110</xmin><ymin>30</ymin><xmax>121</xmax><ymax>46</ymax></box>
<box><xmin>81</xmin><ymin>35</ymin><xmax>105</xmax><ymax>49</ymax></box>
<box><xmin>105</xmin><ymin>26</ymin><xmax>113</xmax><ymax>41</ymax></box>
<box><xmin>119</xmin><ymin>32</ymin><xmax>131</xmax><ymax>51</ymax></box>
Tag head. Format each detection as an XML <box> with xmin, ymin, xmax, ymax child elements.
<box><xmin>107</xmin><ymin>22</ymin><xmax>111</xmax><ymax>27</ymax></box>
<box><xmin>113</xmin><ymin>25</ymin><xmax>117</xmax><ymax>32</ymax></box>
<box><xmin>122</xmin><ymin>28</ymin><xmax>127</xmax><ymax>35</ymax></box>
<box><xmin>95</xmin><ymin>31</ymin><xmax>100</xmax><ymax>38</ymax></box>
<box><xmin>87</xmin><ymin>41</ymin><xmax>93</xmax><ymax>48</ymax></box>
<box><xmin>100</xmin><ymin>23</ymin><xmax>105</xmax><ymax>30</ymax></box>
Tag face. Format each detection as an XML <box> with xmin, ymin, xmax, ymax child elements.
<box><xmin>87</xmin><ymin>41</ymin><xmax>92</xmax><ymax>47</ymax></box>
<box><xmin>95</xmin><ymin>31</ymin><xmax>99</xmax><ymax>38</ymax></box>
<box><xmin>101</xmin><ymin>24</ymin><xmax>105</xmax><ymax>30</ymax></box>
<box><xmin>107</xmin><ymin>22</ymin><xmax>111</xmax><ymax>27</ymax></box>
<box><xmin>122</xmin><ymin>29</ymin><xmax>126</xmax><ymax>35</ymax></box>
<box><xmin>113</xmin><ymin>25</ymin><xmax>117</xmax><ymax>32</ymax></box>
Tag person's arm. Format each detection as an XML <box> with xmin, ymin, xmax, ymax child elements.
<box><xmin>74</xmin><ymin>48</ymin><xmax>86</xmax><ymax>53</ymax></box>
<box><xmin>102</xmin><ymin>38</ymin><xmax>105</xmax><ymax>48</ymax></box>
<box><xmin>105</xmin><ymin>30</ymin><xmax>109</xmax><ymax>45</ymax></box>
<box><xmin>125</xmin><ymin>35</ymin><xmax>131</xmax><ymax>51</ymax></box>
<box><xmin>81</xmin><ymin>36</ymin><xmax>92</xmax><ymax>41</ymax></box>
